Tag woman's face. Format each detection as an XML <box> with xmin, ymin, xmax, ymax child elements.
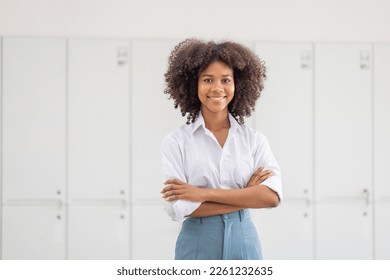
<box><xmin>197</xmin><ymin>61</ymin><xmax>235</xmax><ymax>115</ymax></box>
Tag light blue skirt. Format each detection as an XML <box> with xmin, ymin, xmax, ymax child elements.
<box><xmin>175</xmin><ymin>209</ymin><xmax>262</xmax><ymax>260</ymax></box>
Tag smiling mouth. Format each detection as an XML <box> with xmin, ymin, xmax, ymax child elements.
<box><xmin>207</xmin><ymin>96</ymin><xmax>227</xmax><ymax>100</ymax></box>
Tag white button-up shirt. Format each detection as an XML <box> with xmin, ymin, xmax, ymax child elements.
<box><xmin>161</xmin><ymin>113</ymin><xmax>282</xmax><ymax>222</ymax></box>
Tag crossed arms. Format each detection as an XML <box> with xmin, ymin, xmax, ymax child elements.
<box><xmin>161</xmin><ymin>166</ymin><xmax>279</xmax><ymax>218</ymax></box>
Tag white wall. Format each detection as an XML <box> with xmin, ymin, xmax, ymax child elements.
<box><xmin>0</xmin><ymin>0</ymin><xmax>390</xmax><ymax>41</ymax></box>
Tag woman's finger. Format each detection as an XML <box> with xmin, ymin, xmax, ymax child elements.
<box><xmin>161</xmin><ymin>188</ymin><xmax>184</xmax><ymax>198</ymax></box>
<box><xmin>161</xmin><ymin>184</ymin><xmax>186</xmax><ymax>193</ymax></box>
<box><xmin>248</xmin><ymin>167</ymin><xmax>262</xmax><ymax>180</ymax></box>
<box><xmin>164</xmin><ymin>178</ymin><xmax>185</xmax><ymax>185</ymax></box>
<box><xmin>165</xmin><ymin>194</ymin><xmax>181</xmax><ymax>201</ymax></box>
<box><xmin>253</xmin><ymin>166</ymin><xmax>264</xmax><ymax>176</ymax></box>
<box><xmin>258</xmin><ymin>172</ymin><xmax>273</xmax><ymax>183</ymax></box>
<box><xmin>257</xmin><ymin>170</ymin><xmax>272</xmax><ymax>182</ymax></box>
<box><xmin>247</xmin><ymin>166</ymin><xmax>264</xmax><ymax>183</ymax></box>
<box><xmin>258</xmin><ymin>172</ymin><xmax>271</xmax><ymax>181</ymax></box>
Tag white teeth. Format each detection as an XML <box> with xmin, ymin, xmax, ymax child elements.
<box><xmin>208</xmin><ymin>96</ymin><xmax>226</xmax><ymax>100</ymax></box>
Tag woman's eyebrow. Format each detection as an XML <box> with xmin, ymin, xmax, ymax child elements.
<box><xmin>200</xmin><ymin>73</ymin><xmax>233</xmax><ymax>77</ymax></box>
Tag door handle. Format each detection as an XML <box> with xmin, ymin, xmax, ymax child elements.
<box><xmin>363</xmin><ymin>188</ymin><xmax>370</xmax><ymax>206</ymax></box>
<box><xmin>72</xmin><ymin>199</ymin><xmax>127</xmax><ymax>208</ymax></box>
<box><xmin>4</xmin><ymin>199</ymin><xmax>64</xmax><ymax>207</ymax></box>
<box><xmin>300</xmin><ymin>50</ymin><xmax>311</xmax><ymax>69</ymax></box>
<box><xmin>360</xmin><ymin>50</ymin><xmax>370</xmax><ymax>70</ymax></box>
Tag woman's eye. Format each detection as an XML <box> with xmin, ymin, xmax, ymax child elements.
<box><xmin>204</xmin><ymin>79</ymin><xmax>212</xmax><ymax>83</ymax></box>
<box><xmin>222</xmin><ymin>79</ymin><xmax>231</xmax><ymax>83</ymax></box>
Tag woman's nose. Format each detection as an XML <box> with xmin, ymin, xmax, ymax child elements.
<box><xmin>212</xmin><ymin>82</ymin><xmax>223</xmax><ymax>92</ymax></box>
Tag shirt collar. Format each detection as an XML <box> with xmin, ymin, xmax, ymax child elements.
<box><xmin>191</xmin><ymin>112</ymin><xmax>205</xmax><ymax>134</ymax></box>
<box><xmin>191</xmin><ymin>111</ymin><xmax>244</xmax><ymax>135</ymax></box>
<box><xmin>228</xmin><ymin>113</ymin><xmax>245</xmax><ymax>135</ymax></box>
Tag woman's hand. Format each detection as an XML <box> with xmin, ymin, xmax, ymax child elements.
<box><xmin>246</xmin><ymin>166</ymin><xmax>273</xmax><ymax>188</ymax></box>
<box><xmin>161</xmin><ymin>167</ymin><xmax>272</xmax><ymax>203</ymax></box>
<box><xmin>161</xmin><ymin>179</ymin><xmax>207</xmax><ymax>202</ymax></box>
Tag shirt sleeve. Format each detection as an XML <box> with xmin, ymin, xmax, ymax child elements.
<box><xmin>253</xmin><ymin>132</ymin><xmax>283</xmax><ymax>203</ymax></box>
<box><xmin>161</xmin><ymin>135</ymin><xmax>201</xmax><ymax>222</ymax></box>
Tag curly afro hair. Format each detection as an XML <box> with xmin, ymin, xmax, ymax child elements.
<box><xmin>164</xmin><ymin>38</ymin><xmax>267</xmax><ymax>124</ymax></box>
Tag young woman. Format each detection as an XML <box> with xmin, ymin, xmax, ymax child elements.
<box><xmin>160</xmin><ymin>39</ymin><xmax>282</xmax><ymax>260</ymax></box>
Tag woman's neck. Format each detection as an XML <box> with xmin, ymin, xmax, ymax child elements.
<box><xmin>201</xmin><ymin>108</ymin><xmax>230</xmax><ymax>131</ymax></box>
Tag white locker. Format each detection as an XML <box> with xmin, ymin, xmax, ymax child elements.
<box><xmin>67</xmin><ymin>39</ymin><xmax>131</xmax><ymax>259</ymax></box>
<box><xmin>68</xmin><ymin>39</ymin><xmax>130</xmax><ymax>201</ymax></box>
<box><xmin>2</xmin><ymin>37</ymin><xmax>66</xmax><ymax>201</ymax></box>
<box><xmin>68</xmin><ymin>205</ymin><xmax>129</xmax><ymax>259</ymax></box>
<box><xmin>132</xmin><ymin>204</ymin><xmax>180</xmax><ymax>259</ymax></box>
<box><xmin>130</xmin><ymin>40</ymin><xmax>184</xmax><ymax>203</ymax></box>
<box><xmin>374</xmin><ymin>44</ymin><xmax>390</xmax><ymax>200</ymax></box>
<box><xmin>315</xmin><ymin>43</ymin><xmax>372</xmax><ymax>199</ymax></box>
<box><xmin>253</xmin><ymin>43</ymin><xmax>314</xmax><ymax>259</ymax></box>
<box><xmin>314</xmin><ymin>43</ymin><xmax>373</xmax><ymax>259</ymax></box>
<box><xmin>255</xmin><ymin>42</ymin><xmax>313</xmax><ymax>198</ymax></box>
<box><xmin>252</xmin><ymin>202</ymin><xmax>313</xmax><ymax>259</ymax></box>
<box><xmin>2</xmin><ymin>205</ymin><xmax>65</xmax><ymax>259</ymax></box>
<box><xmin>373</xmin><ymin>43</ymin><xmax>390</xmax><ymax>259</ymax></box>
<box><xmin>316</xmin><ymin>203</ymin><xmax>372</xmax><ymax>259</ymax></box>
<box><xmin>374</xmin><ymin>203</ymin><xmax>390</xmax><ymax>259</ymax></box>
<box><xmin>130</xmin><ymin>40</ymin><xmax>184</xmax><ymax>260</ymax></box>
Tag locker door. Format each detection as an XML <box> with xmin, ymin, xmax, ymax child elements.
<box><xmin>315</xmin><ymin>43</ymin><xmax>373</xmax><ymax>259</ymax></box>
<box><xmin>2</xmin><ymin>37</ymin><xmax>66</xmax><ymax>201</ymax></box>
<box><xmin>373</xmin><ymin>43</ymin><xmax>390</xmax><ymax>259</ymax></box>
<box><xmin>315</xmin><ymin>43</ymin><xmax>372</xmax><ymax>199</ymax></box>
<box><xmin>68</xmin><ymin>39</ymin><xmax>130</xmax><ymax>201</ymax></box>
<box><xmin>255</xmin><ymin>42</ymin><xmax>313</xmax><ymax>198</ymax></box>
<box><xmin>67</xmin><ymin>39</ymin><xmax>131</xmax><ymax>259</ymax></box>
<box><xmin>132</xmin><ymin>204</ymin><xmax>180</xmax><ymax>259</ymax></box>
<box><xmin>130</xmin><ymin>40</ymin><xmax>184</xmax><ymax>260</ymax></box>
<box><xmin>251</xmin><ymin>201</ymin><xmax>313</xmax><ymax>259</ymax></box>
<box><xmin>253</xmin><ymin>43</ymin><xmax>314</xmax><ymax>259</ymax></box>
<box><xmin>316</xmin><ymin>203</ymin><xmax>372</xmax><ymax>259</ymax></box>
<box><xmin>373</xmin><ymin>44</ymin><xmax>390</xmax><ymax>200</ymax></box>
<box><xmin>2</xmin><ymin>205</ymin><xmax>65</xmax><ymax>259</ymax></box>
<box><xmin>374</xmin><ymin>203</ymin><xmax>390</xmax><ymax>259</ymax></box>
<box><xmin>68</xmin><ymin>205</ymin><xmax>129</xmax><ymax>259</ymax></box>
<box><xmin>131</xmin><ymin>40</ymin><xmax>183</xmax><ymax>203</ymax></box>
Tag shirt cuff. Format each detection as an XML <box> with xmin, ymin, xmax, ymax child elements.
<box><xmin>261</xmin><ymin>176</ymin><xmax>283</xmax><ymax>203</ymax></box>
<box><xmin>164</xmin><ymin>200</ymin><xmax>202</xmax><ymax>222</ymax></box>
